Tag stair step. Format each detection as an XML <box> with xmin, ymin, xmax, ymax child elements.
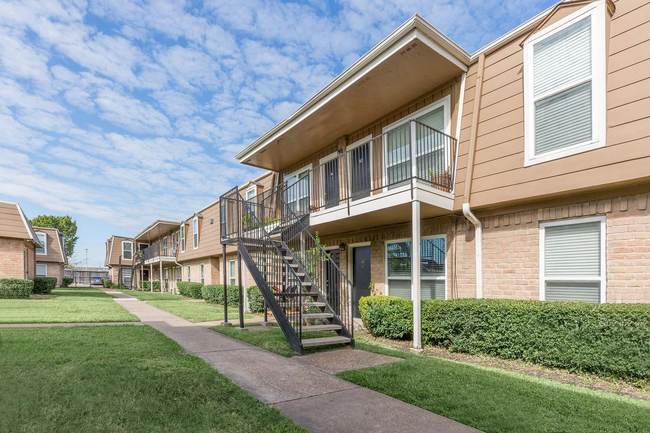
<box><xmin>288</xmin><ymin>312</ymin><xmax>333</xmax><ymax>319</ymax></box>
<box><xmin>278</xmin><ymin>302</ymin><xmax>326</xmax><ymax>307</ymax></box>
<box><xmin>301</xmin><ymin>324</ymin><xmax>342</xmax><ymax>332</ymax></box>
<box><xmin>302</xmin><ymin>336</ymin><xmax>351</xmax><ymax>347</ymax></box>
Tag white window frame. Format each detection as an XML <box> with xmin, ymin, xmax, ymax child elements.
<box><xmin>285</xmin><ymin>165</ymin><xmax>312</xmax><ymax>213</ymax></box>
<box><xmin>382</xmin><ymin>96</ymin><xmax>451</xmax><ymax>190</ymax></box>
<box><xmin>384</xmin><ymin>234</ymin><xmax>448</xmax><ymax>300</ymax></box>
<box><xmin>245</xmin><ymin>185</ymin><xmax>257</xmax><ymax>202</ymax></box>
<box><xmin>539</xmin><ymin>216</ymin><xmax>607</xmax><ymax>303</ymax></box>
<box><xmin>180</xmin><ymin>224</ymin><xmax>185</xmax><ymax>253</ymax></box>
<box><xmin>36</xmin><ymin>263</ymin><xmax>47</xmax><ymax>277</ymax></box>
<box><xmin>200</xmin><ymin>263</ymin><xmax>205</xmax><ymax>285</ymax></box>
<box><xmin>523</xmin><ymin>1</ymin><xmax>607</xmax><ymax>166</ymax></box>
<box><xmin>186</xmin><ymin>265</ymin><xmax>191</xmax><ymax>282</ymax></box>
<box><xmin>229</xmin><ymin>260</ymin><xmax>236</xmax><ymax>286</ymax></box>
<box><xmin>122</xmin><ymin>241</ymin><xmax>133</xmax><ymax>260</ymax></box>
<box><xmin>36</xmin><ymin>232</ymin><xmax>47</xmax><ymax>255</ymax></box>
<box><xmin>192</xmin><ymin>217</ymin><xmax>199</xmax><ymax>250</ymax></box>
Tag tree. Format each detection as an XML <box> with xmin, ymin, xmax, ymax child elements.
<box><xmin>30</xmin><ymin>215</ymin><xmax>78</xmax><ymax>258</ymax></box>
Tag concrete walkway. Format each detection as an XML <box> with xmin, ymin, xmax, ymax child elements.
<box><xmin>103</xmin><ymin>288</ymin><xmax>479</xmax><ymax>433</ymax></box>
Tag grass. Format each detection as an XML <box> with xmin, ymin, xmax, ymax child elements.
<box><xmin>337</xmin><ymin>339</ymin><xmax>650</xmax><ymax>433</ymax></box>
<box><xmin>0</xmin><ymin>287</ymin><xmax>138</xmax><ymax>323</ymax></box>
<box><xmin>0</xmin><ymin>326</ymin><xmax>304</xmax><ymax>432</ymax></box>
<box><xmin>207</xmin><ymin>326</ymin><xmax>650</xmax><ymax>432</ymax></box>
<box><xmin>212</xmin><ymin>325</ymin><xmax>352</xmax><ymax>357</ymax></box>
<box><xmin>120</xmin><ymin>289</ymin><xmax>256</xmax><ymax>322</ymax></box>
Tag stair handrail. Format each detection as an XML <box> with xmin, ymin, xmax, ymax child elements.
<box><xmin>277</xmin><ymin>189</ymin><xmax>354</xmax><ymax>342</ymax></box>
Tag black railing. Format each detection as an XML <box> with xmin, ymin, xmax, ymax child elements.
<box><xmin>220</xmin><ymin>186</ymin><xmax>354</xmax><ymax>353</ymax></box>
<box><xmin>140</xmin><ymin>240</ymin><xmax>178</xmax><ymax>262</ymax></box>
<box><xmin>281</xmin><ymin>120</ymin><xmax>456</xmax><ymax>215</ymax></box>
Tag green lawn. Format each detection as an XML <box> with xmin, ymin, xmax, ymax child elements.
<box><xmin>212</xmin><ymin>325</ymin><xmax>338</xmax><ymax>357</ymax></box>
<box><xmin>0</xmin><ymin>287</ymin><xmax>138</xmax><ymax>323</ymax></box>
<box><xmin>120</xmin><ymin>289</ymin><xmax>256</xmax><ymax>322</ymax></box>
<box><xmin>0</xmin><ymin>326</ymin><xmax>305</xmax><ymax>432</ymax></box>
<box><xmin>338</xmin><ymin>340</ymin><xmax>650</xmax><ymax>433</ymax></box>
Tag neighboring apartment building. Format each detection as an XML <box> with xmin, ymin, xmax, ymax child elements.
<box><xmin>104</xmin><ymin>235</ymin><xmax>134</xmax><ymax>286</ymax></box>
<box><xmin>0</xmin><ymin>201</ymin><xmax>41</xmax><ymax>280</ymax></box>
<box><xmin>132</xmin><ymin>219</ymin><xmax>181</xmax><ymax>291</ymax></box>
<box><xmin>33</xmin><ymin>227</ymin><xmax>67</xmax><ymax>285</ymax></box>
<box><xmin>231</xmin><ymin>0</ymin><xmax>650</xmax><ymax>348</ymax></box>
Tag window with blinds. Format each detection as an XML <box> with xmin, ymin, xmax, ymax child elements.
<box><xmin>524</xmin><ymin>4</ymin><xmax>604</xmax><ymax>165</ymax></box>
<box><xmin>541</xmin><ymin>218</ymin><xmax>605</xmax><ymax>303</ymax></box>
<box><xmin>387</xmin><ymin>237</ymin><xmax>446</xmax><ymax>300</ymax></box>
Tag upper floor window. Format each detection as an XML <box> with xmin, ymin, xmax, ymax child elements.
<box><xmin>122</xmin><ymin>241</ymin><xmax>133</xmax><ymax>260</ymax></box>
<box><xmin>245</xmin><ymin>185</ymin><xmax>257</xmax><ymax>202</ymax></box>
<box><xmin>285</xmin><ymin>166</ymin><xmax>311</xmax><ymax>213</ymax></box>
<box><xmin>36</xmin><ymin>233</ymin><xmax>46</xmax><ymax>255</ymax></box>
<box><xmin>193</xmin><ymin>217</ymin><xmax>199</xmax><ymax>249</ymax></box>
<box><xmin>524</xmin><ymin>2</ymin><xmax>606</xmax><ymax>166</ymax></box>
<box><xmin>180</xmin><ymin>224</ymin><xmax>185</xmax><ymax>253</ymax></box>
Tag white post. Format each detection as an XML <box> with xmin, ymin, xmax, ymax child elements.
<box><xmin>412</xmin><ymin>200</ymin><xmax>422</xmax><ymax>350</ymax></box>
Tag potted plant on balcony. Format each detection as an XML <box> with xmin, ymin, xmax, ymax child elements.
<box><xmin>428</xmin><ymin>168</ymin><xmax>452</xmax><ymax>192</ymax></box>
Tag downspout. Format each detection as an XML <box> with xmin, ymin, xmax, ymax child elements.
<box><xmin>462</xmin><ymin>53</ymin><xmax>486</xmax><ymax>299</ymax></box>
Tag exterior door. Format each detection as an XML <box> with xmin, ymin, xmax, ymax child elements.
<box><xmin>349</xmin><ymin>142</ymin><xmax>371</xmax><ymax>200</ymax></box>
<box><xmin>323</xmin><ymin>157</ymin><xmax>340</xmax><ymax>209</ymax></box>
<box><xmin>352</xmin><ymin>246</ymin><xmax>371</xmax><ymax>318</ymax></box>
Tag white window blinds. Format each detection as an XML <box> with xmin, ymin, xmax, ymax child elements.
<box><xmin>543</xmin><ymin>220</ymin><xmax>602</xmax><ymax>303</ymax></box>
<box><xmin>387</xmin><ymin>238</ymin><xmax>446</xmax><ymax>300</ymax></box>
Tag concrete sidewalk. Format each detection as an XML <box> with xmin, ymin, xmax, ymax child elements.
<box><xmin>103</xmin><ymin>288</ymin><xmax>479</xmax><ymax>433</ymax></box>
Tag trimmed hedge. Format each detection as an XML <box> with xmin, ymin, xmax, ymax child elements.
<box><xmin>102</xmin><ymin>279</ymin><xmax>111</xmax><ymax>288</ymax></box>
<box><xmin>247</xmin><ymin>286</ymin><xmax>264</xmax><ymax>313</ymax></box>
<box><xmin>359</xmin><ymin>296</ymin><xmax>412</xmax><ymax>340</ymax></box>
<box><xmin>201</xmin><ymin>285</ymin><xmax>240</xmax><ymax>305</ymax></box>
<box><xmin>139</xmin><ymin>281</ymin><xmax>161</xmax><ymax>292</ymax></box>
<box><xmin>61</xmin><ymin>277</ymin><xmax>73</xmax><ymax>288</ymax></box>
<box><xmin>177</xmin><ymin>282</ymin><xmax>203</xmax><ymax>299</ymax></box>
<box><xmin>0</xmin><ymin>278</ymin><xmax>33</xmax><ymax>298</ymax></box>
<box><xmin>360</xmin><ymin>296</ymin><xmax>650</xmax><ymax>382</ymax></box>
<box><xmin>32</xmin><ymin>277</ymin><xmax>57</xmax><ymax>294</ymax></box>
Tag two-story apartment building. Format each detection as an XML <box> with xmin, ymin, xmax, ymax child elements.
<box><xmin>132</xmin><ymin>220</ymin><xmax>182</xmax><ymax>291</ymax></box>
<box><xmin>33</xmin><ymin>227</ymin><xmax>67</xmax><ymax>285</ymax></box>
<box><xmin>0</xmin><ymin>201</ymin><xmax>41</xmax><ymax>280</ymax></box>
<box><xmin>230</xmin><ymin>0</ymin><xmax>650</xmax><ymax>349</ymax></box>
<box><xmin>104</xmin><ymin>235</ymin><xmax>134</xmax><ymax>286</ymax></box>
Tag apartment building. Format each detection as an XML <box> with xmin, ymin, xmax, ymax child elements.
<box><xmin>104</xmin><ymin>235</ymin><xmax>134</xmax><ymax>285</ymax></box>
<box><xmin>132</xmin><ymin>220</ymin><xmax>182</xmax><ymax>291</ymax></box>
<box><xmin>33</xmin><ymin>227</ymin><xmax>67</xmax><ymax>285</ymax></box>
<box><xmin>228</xmin><ymin>0</ymin><xmax>650</xmax><ymax>349</ymax></box>
<box><xmin>0</xmin><ymin>201</ymin><xmax>41</xmax><ymax>280</ymax></box>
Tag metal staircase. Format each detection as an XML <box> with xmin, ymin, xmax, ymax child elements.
<box><xmin>220</xmin><ymin>183</ymin><xmax>354</xmax><ymax>354</ymax></box>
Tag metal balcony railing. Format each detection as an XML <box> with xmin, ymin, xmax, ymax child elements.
<box><xmin>141</xmin><ymin>240</ymin><xmax>178</xmax><ymax>262</ymax></box>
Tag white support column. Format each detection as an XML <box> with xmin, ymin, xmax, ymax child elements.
<box><xmin>411</xmin><ymin>200</ymin><xmax>422</xmax><ymax>350</ymax></box>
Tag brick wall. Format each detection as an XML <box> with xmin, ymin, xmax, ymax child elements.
<box><xmin>36</xmin><ymin>262</ymin><xmax>64</xmax><ymax>285</ymax></box>
<box><xmin>0</xmin><ymin>238</ymin><xmax>28</xmax><ymax>279</ymax></box>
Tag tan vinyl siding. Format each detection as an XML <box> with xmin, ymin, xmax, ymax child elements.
<box><xmin>106</xmin><ymin>236</ymin><xmax>134</xmax><ymax>266</ymax></box>
<box><xmin>0</xmin><ymin>202</ymin><xmax>30</xmax><ymax>239</ymax></box>
<box><xmin>456</xmin><ymin>0</ymin><xmax>650</xmax><ymax>210</ymax></box>
<box><xmin>33</xmin><ymin>228</ymin><xmax>65</xmax><ymax>264</ymax></box>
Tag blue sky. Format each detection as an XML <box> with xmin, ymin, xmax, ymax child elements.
<box><xmin>0</xmin><ymin>0</ymin><xmax>556</xmax><ymax>267</ymax></box>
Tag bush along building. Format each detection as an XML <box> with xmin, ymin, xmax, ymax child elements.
<box><xmin>220</xmin><ymin>0</ymin><xmax>650</xmax><ymax>352</ymax></box>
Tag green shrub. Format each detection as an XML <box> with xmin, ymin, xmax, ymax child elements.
<box><xmin>359</xmin><ymin>296</ymin><xmax>413</xmax><ymax>340</ymax></box>
<box><xmin>247</xmin><ymin>286</ymin><xmax>265</xmax><ymax>313</ymax></box>
<box><xmin>201</xmin><ymin>284</ymin><xmax>240</xmax><ymax>305</ymax></box>
<box><xmin>361</xmin><ymin>296</ymin><xmax>650</xmax><ymax>382</ymax></box>
<box><xmin>102</xmin><ymin>279</ymin><xmax>111</xmax><ymax>288</ymax></box>
<box><xmin>139</xmin><ymin>281</ymin><xmax>161</xmax><ymax>292</ymax></box>
<box><xmin>61</xmin><ymin>277</ymin><xmax>74</xmax><ymax>288</ymax></box>
<box><xmin>177</xmin><ymin>282</ymin><xmax>203</xmax><ymax>299</ymax></box>
<box><xmin>0</xmin><ymin>278</ymin><xmax>33</xmax><ymax>298</ymax></box>
<box><xmin>110</xmin><ymin>283</ymin><xmax>119</xmax><ymax>289</ymax></box>
<box><xmin>32</xmin><ymin>277</ymin><xmax>57</xmax><ymax>294</ymax></box>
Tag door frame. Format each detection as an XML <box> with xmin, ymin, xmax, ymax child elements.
<box><xmin>348</xmin><ymin>242</ymin><xmax>372</xmax><ymax>320</ymax></box>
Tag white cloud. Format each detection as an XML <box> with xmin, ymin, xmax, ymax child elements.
<box><xmin>95</xmin><ymin>88</ymin><xmax>171</xmax><ymax>134</ymax></box>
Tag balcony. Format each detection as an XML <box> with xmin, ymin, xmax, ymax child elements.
<box><xmin>140</xmin><ymin>240</ymin><xmax>178</xmax><ymax>265</ymax></box>
<box><xmin>284</xmin><ymin>120</ymin><xmax>457</xmax><ymax>234</ymax></box>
